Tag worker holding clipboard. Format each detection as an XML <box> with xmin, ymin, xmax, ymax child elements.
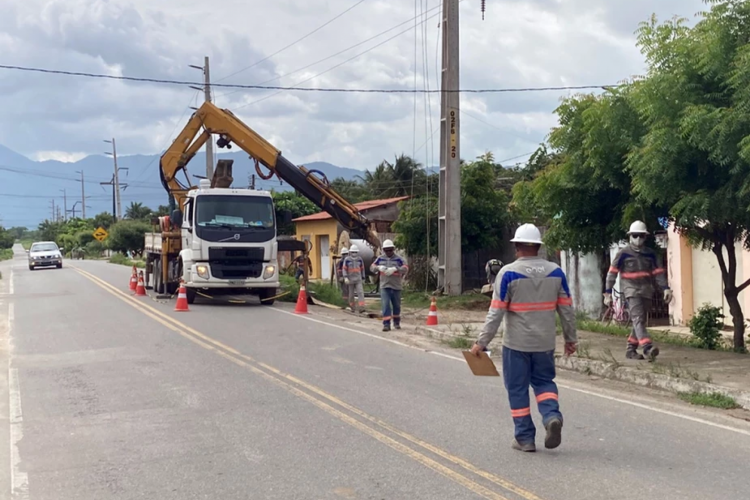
<box><xmin>469</xmin><ymin>224</ymin><xmax>578</xmax><ymax>453</ymax></box>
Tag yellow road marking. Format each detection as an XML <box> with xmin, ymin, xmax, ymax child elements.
<box><xmin>73</xmin><ymin>267</ymin><xmax>543</xmax><ymax>500</ymax></box>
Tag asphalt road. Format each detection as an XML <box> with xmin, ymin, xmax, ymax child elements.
<box><xmin>1</xmin><ymin>245</ymin><xmax>749</xmax><ymax>500</ymax></box>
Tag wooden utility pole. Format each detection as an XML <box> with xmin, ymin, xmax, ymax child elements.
<box><xmin>438</xmin><ymin>0</ymin><xmax>462</xmax><ymax>295</ymax></box>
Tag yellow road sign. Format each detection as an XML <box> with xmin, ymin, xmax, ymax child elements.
<box><xmin>93</xmin><ymin>227</ymin><xmax>109</xmax><ymax>242</ymax></box>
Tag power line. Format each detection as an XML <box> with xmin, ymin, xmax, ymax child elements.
<box><xmin>0</xmin><ymin>64</ymin><xmax>617</xmax><ymax>95</ymax></box>
<box><xmin>215</xmin><ymin>0</ymin><xmax>369</xmax><ymax>84</ymax></box>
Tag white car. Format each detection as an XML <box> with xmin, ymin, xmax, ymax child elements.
<box><xmin>28</xmin><ymin>241</ymin><xmax>63</xmax><ymax>270</ymax></box>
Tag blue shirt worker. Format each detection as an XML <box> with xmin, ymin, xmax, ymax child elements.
<box><xmin>370</xmin><ymin>239</ymin><xmax>408</xmax><ymax>332</ymax></box>
<box><xmin>342</xmin><ymin>244</ymin><xmax>366</xmax><ymax>313</ymax></box>
<box><xmin>471</xmin><ymin>224</ymin><xmax>577</xmax><ymax>453</ymax></box>
<box><xmin>604</xmin><ymin>220</ymin><xmax>672</xmax><ymax>361</ymax></box>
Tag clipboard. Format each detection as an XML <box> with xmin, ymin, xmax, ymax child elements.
<box><xmin>462</xmin><ymin>350</ymin><xmax>500</xmax><ymax>376</ymax></box>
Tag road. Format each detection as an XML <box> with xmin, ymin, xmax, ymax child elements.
<box><xmin>1</xmin><ymin>243</ymin><xmax>749</xmax><ymax>500</ymax></box>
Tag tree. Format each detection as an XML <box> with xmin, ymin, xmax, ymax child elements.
<box><xmin>393</xmin><ymin>197</ymin><xmax>438</xmax><ymax>257</ymax></box>
<box><xmin>271</xmin><ymin>191</ymin><xmax>319</xmax><ymax>235</ymax></box>
<box><xmin>125</xmin><ymin>202</ymin><xmax>152</xmax><ymax>220</ymax></box>
<box><xmin>461</xmin><ymin>155</ymin><xmax>512</xmax><ymax>253</ymax></box>
<box><xmin>155</xmin><ymin>205</ymin><xmax>171</xmax><ymax>217</ymax></box>
<box><xmin>107</xmin><ymin>220</ymin><xmax>151</xmax><ymax>257</ymax></box>
<box><xmin>329</xmin><ymin>178</ymin><xmax>371</xmax><ymax>203</ymax></box>
<box><xmin>624</xmin><ymin>2</ymin><xmax>750</xmax><ymax>351</ymax></box>
<box><xmin>0</xmin><ymin>227</ymin><xmax>14</xmax><ymax>249</ymax></box>
<box><xmin>37</xmin><ymin>220</ymin><xmax>65</xmax><ymax>242</ymax></box>
<box><xmin>92</xmin><ymin>212</ymin><xmax>115</xmax><ymax>230</ymax></box>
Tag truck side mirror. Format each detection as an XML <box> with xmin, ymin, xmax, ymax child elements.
<box><xmin>280</xmin><ymin>210</ymin><xmax>293</xmax><ymax>224</ymax></box>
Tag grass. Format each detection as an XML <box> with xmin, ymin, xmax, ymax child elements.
<box><xmin>0</xmin><ymin>248</ymin><xmax>13</xmax><ymax>262</ymax></box>
<box><xmin>444</xmin><ymin>336</ymin><xmax>474</xmax><ymax>349</ymax></box>
<box><xmin>678</xmin><ymin>391</ymin><xmax>740</xmax><ymax>409</ymax></box>
<box><xmin>108</xmin><ymin>253</ymin><xmax>146</xmax><ymax>268</ymax></box>
<box><xmin>400</xmin><ymin>290</ymin><xmax>490</xmax><ymax>311</ymax></box>
<box><xmin>278</xmin><ymin>274</ymin><xmax>348</xmax><ymax>308</ymax></box>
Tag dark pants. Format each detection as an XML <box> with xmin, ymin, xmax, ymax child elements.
<box><xmin>626</xmin><ymin>296</ymin><xmax>652</xmax><ymax>352</ymax></box>
<box><xmin>381</xmin><ymin>288</ymin><xmax>401</xmax><ymax>326</ymax></box>
<box><xmin>502</xmin><ymin>347</ymin><xmax>561</xmax><ymax>444</ymax></box>
<box><xmin>295</xmin><ymin>268</ymin><xmax>304</xmax><ymax>281</ymax></box>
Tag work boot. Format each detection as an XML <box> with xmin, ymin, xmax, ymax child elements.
<box><xmin>643</xmin><ymin>344</ymin><xmax>660</xmax><ymax>362</ymax></box>
<box><xmin>382</xmin><ymin>324</ymin><xmax>391</xmax><ymax>332</ymax></box>
<box><xmin>544</xmin><ymin>418</ymin><xmax>563</xmax><ymax>449</ymax></box>
<box><xmin>626</xmin><ymin>350</ymin><xmax>645</xmax><ymax>360</ymax></box>
<box><xmin>511</xmin><ymin>440</ymin><xmax>536</xmax><ymax>452</ymax></box>
<box><xmin>394</xmin><ymin>323</ymin><xmax>401</xmax><ymax>330</ymax></box>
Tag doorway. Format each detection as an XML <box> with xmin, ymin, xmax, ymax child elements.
<box><xmin>318</xmin><ymin>235</ymin><xmax>330</xmax><ymax>280</ymax></box>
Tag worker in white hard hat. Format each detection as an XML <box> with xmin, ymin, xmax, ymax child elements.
<box><xmin>337</xmin><ymin>247</ymin><xmax>349</xmax><ymax>300</ymax></box>
<box><xmin>471</xmin><ymin>223</ymin><xmax>577</xmax><ymax>452</ymax></box>
<box><xmin>370</xmin><ymin>239</ymin><xmax>409</xmax><ymax>332</ymax></box>
<box><xmin>605</xmin><ymin>220</ymin><xmax>672</xmax><ymax>361</ymax></box>
<box><xmin>342</xmin><ymin>244</ymin><xmax>366</xmax><ymax>313</ymax></box>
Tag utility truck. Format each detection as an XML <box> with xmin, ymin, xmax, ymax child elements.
<box><xmin>145</xmin><ymin>102</ymin><xmax>381</xmax><ymax>304</ymax></box>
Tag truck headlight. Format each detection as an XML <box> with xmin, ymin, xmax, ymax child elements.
<box><xmin>263</xmin><ymin>265</ymin><xmax>276</xmax><ymax>279</ymax></box>
<box><xmin>196</xmin><ymin>264</ymin><xmax>210</xmax><ymax>279</ymax></box>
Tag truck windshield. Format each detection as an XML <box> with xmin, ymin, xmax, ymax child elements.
<box><xmin>195</xmin><ymin>195</ymin><xmax>274</xmax><ymax>229</ymax></box>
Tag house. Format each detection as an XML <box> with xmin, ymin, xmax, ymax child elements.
<box><xmin>292</xmin><ymin>196</ymin><xmax>409</xmax><ymax>280</ymax></box>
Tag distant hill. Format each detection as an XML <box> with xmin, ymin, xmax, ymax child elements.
<box><xmin>0</xmin><ymin>144</ymin><xmax>363</xmax><ymax>228</ymax></box>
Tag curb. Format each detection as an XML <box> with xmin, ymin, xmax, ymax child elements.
<box><xmin>555</xmin><ymin>354</ymin><xmax>750</xmax><ymax>410</ymax></box>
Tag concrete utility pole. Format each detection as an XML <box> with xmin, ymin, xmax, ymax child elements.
<box><xmin>60</xmin><ymin>189</ymin><xmax>67</xmax><ymax>221</ymax></box>
<box><xmin>104</xmin><ymin>139</ymin><xmax>122</xmax><ymax>220</ymax></box>
<box><xmin>437</xmin><ymin>0</ymin><xmax>462</xmax><ymax>296</ymax></box>
<box><xmin>190</xmin><ymin>56</ymin><xmax>214</xmax><ymax>180</ymax></box>
<box><xmin>76</xmin><ymin>170</ymin><xmax>86</xmax><ymax>219</ymax></box>
<box><xmin>50</xmin><ymin>199</ymin><xmax>55</xmax><ymax>222</ymax></box>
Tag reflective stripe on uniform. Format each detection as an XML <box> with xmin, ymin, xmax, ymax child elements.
<box><xmin>652</xmin><ymin>268</ymin><xmax>665</xmax><ymax>275</ymax></box>
<box><xmin>557</xmin><ymin>297</ymin><xmax>573</xmax><ymax>306</ymax></box>
<box><xmin>535</xmin><ymin>392</ymin><xmax>558</xmax><ymax>403</ymax></box>
<box><xmin>510</xmin><ymin>407</ymin><xmax>531</xmax><ymax>418</ymax></box>
<box><xmin>508</xmin><ymin>301</ymin><xmax>557</xmax><ymax>312</ymax></box>
<box><xmin>621</xmin><ymin>271</ymin><xmax>652</xmax><ymax>279</ymax></box>
<box><xmin>608</xmin><ymin>266</ymin><xmax>619</xmax><ymax>274</ymax></box>
<box><xmin>490</xmin><ymin>299</ymin><xmax>508</xmax><ymax>309</ymax></box>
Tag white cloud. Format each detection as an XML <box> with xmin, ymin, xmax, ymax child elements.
<box><xmin>0</xmin><ymin>0</ymin><xmax>706</xmax><ymax>171</ymax></box>
<box><xmin>32</xmin><ymin>151</ymin><xmax>88</xmax><ymax>162</ymax></box>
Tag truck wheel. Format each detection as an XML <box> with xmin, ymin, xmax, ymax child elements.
<box><xmin>186</xmin><ymin>288</ymin><xmax>197</xmax><ymax>304</ymax></box>
<box><xmin>259</xmin><ymin>288</ymin><xmax>276</xmax><ymax>306</ymax></box>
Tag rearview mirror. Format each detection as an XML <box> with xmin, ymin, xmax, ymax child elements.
<box><xmin>280</xmin><ymin>210</ymin><xmax>293</xmax><ymax>224</ymax></box>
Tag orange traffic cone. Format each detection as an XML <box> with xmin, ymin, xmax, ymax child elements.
<box><xmin>426</xmin><ymin>296</ymin><xmax>439</xmax><ymax>326</ymax></box>
<box><xmin>175</xmin><ymin>281</ymin><xmax>189</xmax><ymax>312</ymax></box>
<box><xmin>135</xmin><ymin>271</ymin><xmax>146</xmax><ymax>296</ymax></box>
<box><xmin>294</xmin><ymin>285</ymin><xmax>309</xmax><ymax>314</ymax></box>
<box><xmin>129</xmin><ymin>267</ymin><xmax>137</xmax><ymax>291</ymax></box>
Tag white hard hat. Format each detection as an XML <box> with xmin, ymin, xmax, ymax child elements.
<box><xmin>349</xmin><ymin>244</ymin><xmax>359</xmax><ymax>253</ymax></box>
<box><xmin>627</xmin><ymin>220</ymin><xmax>649</xmax><ymax>235</ymax></box>
<box><xmin>382</xmin><ymin>239</ymin><xmax>394</xmax><ymax>249</ymax></box>
<box><xmin>341</xmin><ymin>247</ymin><xmax>349</xmax><ymax>255</ymax></box>
<box><xmin>510</xmin><ymin>223</ymin><xmax>543</xmax><ymax>245</ymax></box>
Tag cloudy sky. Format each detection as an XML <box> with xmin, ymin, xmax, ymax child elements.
<box><xmin>0</xmin><ymin>0</ymin><xmax>705</xmax><ymax>170</ymax></box>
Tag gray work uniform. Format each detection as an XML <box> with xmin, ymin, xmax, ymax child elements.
<box><xmin>605</xmin><ymin>245</ymin><xmax>669</xmax><ymax>350</ymax></box>
<box><xmin>342</xmin><ymin>255</ymin><xmax>366</xmax><ymax>312</ymax></box>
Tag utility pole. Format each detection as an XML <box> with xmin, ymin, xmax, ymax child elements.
<box><xmin>104</xmin><ymin>139</ymin><xmax>122</xmax><ymax>220</ymax></box>
<box><xmin>76</xmin><ymin>170</ymin><xmax>86</xmax><ymax>219</ymax></box>
<box><xmin>60</xmin><ymin>189</ymin><xmax>67</xmax><ymax>221</ymax></box>
<box><xmin>190</xmin><ymin>56</ymin><xmax>214</xmax><ymax>180</ymax></box>
<box><xmin>50</xmin><ymin>199</ymin><xmax>55</xmax><ymax>222</ymax></box>
<box><xmin>437</xmin><ymin>0</ymin><xmax>462</xmax><ymax>296</ymax></box>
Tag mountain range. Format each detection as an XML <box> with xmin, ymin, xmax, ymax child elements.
<box><xmin>0</xmin><ymin>144</ymin><xmax>363</xmax><ymax>228</ymax></box>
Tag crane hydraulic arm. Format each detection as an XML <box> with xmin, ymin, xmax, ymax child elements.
<box><xmin>159</xmin><ymin>101</ymin><xmax>381</xmax><ymax>249</ymax></box>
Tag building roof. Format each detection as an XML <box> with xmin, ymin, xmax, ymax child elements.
<box><xmin>293</xmin><ymin>196</ymin><xmax>409</xmax><ymax>222</ymax></box>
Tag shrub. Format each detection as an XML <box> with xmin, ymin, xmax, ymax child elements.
<box><xmin>689</xmin><ymin>304</ymin><xmax>724</xmax><ymax>350</ymax></box>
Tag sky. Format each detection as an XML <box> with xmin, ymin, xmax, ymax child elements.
<box><xmin>0</xmin><ymin>0</ymin><xmax>706</xmax><ymax>171</ymax></box>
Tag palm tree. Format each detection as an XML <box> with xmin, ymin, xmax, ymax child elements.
<box><xmin>125</xmin><ymin>202</ymin><xmax>152</xmax><ymax>220</ymax></box>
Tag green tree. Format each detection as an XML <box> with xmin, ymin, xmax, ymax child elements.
<box><xmin>108</xmin><ymin>220</ymin><xmax>151</xmax><ymax>257</ymax></box>
<box><xmin>461</xmin><ymin>155</ymin><xmax>512</xmax><ymax>253</ymax></box>
<box><xmin>330</xmin><ymin>178</ymin><xmax>370</xmax><ymax>203</ymax></box>
<box><xmin>271</xmin><ymin>191</ymin><xmax>319</xmax><ymax>235</ymax></box>
<box><xmin>37</xmin><ymin>220</ymin><xmax>65</xmax><ymax>242</ymax></box>
<box><xmin>0</xmin><ymin>227</ymin><xmax>14</xmax><ymax>249</ymax></box>
<box><xmin>393</xmin><ymin>197</ymin><xmax>438</xmax><ymax>257</ymax></box>
<box><xmin>92</xmin><ymin>212</ymin><xmax>115</xmax><ymax>230</ymax></box>
<box><xmin>155</xmin><ymin>205</ymin><xmax>171</xmax><ymax>217</ymax></box>
<box><xmin>125</xmin><ymin>202</ymin><xmax>152</xmax><ymax>220</ymax></box>
<box><xmin>625</xmin><ymin>2</ymin><xmax>750</xmax><ymax>351</ymax></box>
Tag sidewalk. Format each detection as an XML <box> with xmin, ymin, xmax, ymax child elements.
<box><xmin>308</xmin><ymin>302</ymin><xmax>750</xmax><ymax>409</ymax></box>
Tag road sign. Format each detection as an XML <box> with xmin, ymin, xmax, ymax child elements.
<box><xmin>93</xmin><ymin>227</ymin><xmax>109</xmax><ymax>242</ymax></box>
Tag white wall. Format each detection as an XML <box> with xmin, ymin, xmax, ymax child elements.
<box><xmin>560</xmin><ymin>251</ymin><xmax>603</xmax><ymax>317</ymax></box>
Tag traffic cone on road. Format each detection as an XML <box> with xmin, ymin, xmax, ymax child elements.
<box><xmin>135</xmin><ymin>271</ymin><xmax>146</xmax><ymax>296</ymax></box>
<box><xmin>294</xmin><ymin>285</ymin><xmax>309</xmax><ymax>314</ymax></box>
<box><xmin>129</xmin><ymin>267</ymin><xmax>137</xmax><ymax>291</ymax></box>
<box><xmin>174</xmin><ymin>281</ymin><xmax>189</xmax><ymax>312</ymax></box>
<box><xmin>426</xmin><ymin>296</ymin><xmax>439</xmax><ymax>326</ymax></box>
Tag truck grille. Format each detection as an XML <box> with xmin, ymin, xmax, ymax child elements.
<box><xmin>208</xmin><ymin>247</ymin><xmax>264</xmax><ymax>279</ymax></box>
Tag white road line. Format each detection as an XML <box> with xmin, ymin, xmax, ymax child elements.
<box><xmin>272</xmin><ymin>308</ymin><xmax>750</xmax><ymax>438</ymax></box>
<box><xmin>9</xmin><ymin>269</ymin><xmax>14</xmax><ymax>295</ymax></box>
<box><xmin>9</xmin><ymin>367</ymin><xmax>28</xmax><ymax>499</ymax></box>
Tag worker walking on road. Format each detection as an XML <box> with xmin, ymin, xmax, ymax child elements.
<box><xmin>605</xmin><ymin>220</ymin><xmax>672</xmax><ymax>361</ymax></box>
<box><xmin>471</xmin><ymin>224</ymin><xmax>577</xmax><ymax>453</ymax></box>
<box><xmin>343</xmin><ymin>244</ymin><xmax>366</xmax><ymax>313</ymax></box>
<box><xmin>371</xmin><ymin>239</ymin><xmax>408</xmax><ymax>332</ymax></box>
<box><xmin>337</xmin><ymin>247</ymin><xmax>349</xmax><ymax>300</ymax></box>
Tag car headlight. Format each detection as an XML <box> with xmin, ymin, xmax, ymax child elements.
<box><xmin>196</xmin><ymin>264</ymin><xmax>210</xmax><ymax>279</ymax></box>
<box><xmin>263</xmin><ymin>265</ymin><xmax>276</xmax><ymax>279</ymax></box>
